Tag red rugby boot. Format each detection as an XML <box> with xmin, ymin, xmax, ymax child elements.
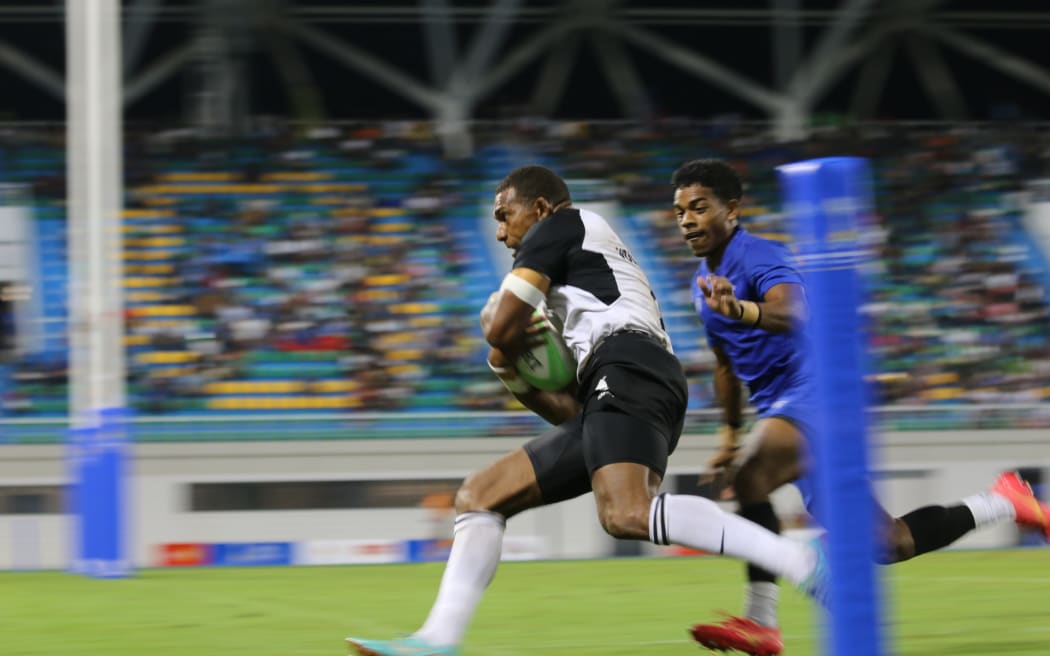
<box><xmin>991</xmin><ymin>471</ymin><xmax>1050</xmax><ymax>539</ymax></box>
<box><xmin>690</xmin><ymin>614</ymin><xmax>783</xmax><ymax>656</ymax></box>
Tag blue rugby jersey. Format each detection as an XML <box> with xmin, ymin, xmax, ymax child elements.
<box><xmin>691</xmin><ymin>228</ymin><xmax>813</xmax><ymax>417</ymax></box>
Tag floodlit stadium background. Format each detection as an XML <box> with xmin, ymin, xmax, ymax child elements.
<box><xmin>0</xmin><ymin>2</ymin><xmax>1048</xmax><ymax>653</ymax></box>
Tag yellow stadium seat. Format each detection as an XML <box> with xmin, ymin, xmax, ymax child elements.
<box><xmin>924</xmin><ymin>372</ymin><xmax>960</xmax><ymax>386</ymax></box>
<box><xmin>390</xmin><ymin>302</ymin><xmax>439</xmax><ymax>315</ymax></box>
<box><xmin>143</xmin><ymin>196</ymin><xmax>179</xmax><ymax>206</ymax></box>
<box><xmin>364</xmin><ymin>274</ymin><xmax>410</xmax><ymax>287</ymax></box>
<box><xmin>124</xmin><ymin>250</ymin><xmax>176</xmax><ymax>261</ymax></box>
<box><xmin>371</xmin><ymin>208</ymin><xmax>405</xmax><ymax>218</ymax></box>
<box><xmin>143</xmin><ymin>237</ymin><xmax>186</xmax><ymax>248</ymax></box>
<box><xmin>359</xmin><ymin>289</ymin><xmax>399</xmax><ymax>302</ymax></box>
<box><xmin>206</xmin><ymin>381</ymin><xmax>307</xmax><ymax>395</ymax></box>
<box><xmin>136</xmin><ymin>319</ymin><xmax>194</xmax><ymax>331</ymax></box>
<box><xmin>260</xmin><ymin>172</ymin><xmax>333</xmax><ymax>182</ymax></box>
<box><xmin>125</xmin><ymin>291</ymin><xmax>166</xmax><ymax>302</ymax></box>
<box><xmin>154</xmin><ymin>366</ymin><xmax>196</xmax><ymax>378</ymax></box>
<box><xmin>150</xmin><ymin>224</ymin><xmax>183</xmax><ymax>234</ymax></box>
<box><xmin>387</xmin><ymin>363</ymin><xmax>424</xmax><ymax>377</ymax></box>
<box><xmin>376</xmin><ymin>332</ymin><xmax>417</xmax><ymax>348</ymax></box>
<box><xmin>300</xmin><ymin>183</ymin><xmax>367</xmax><ymax>194</ymax></box>
<box><xmin>138</xmin><ymin>183</ymin><xmax>282</xmax><ymax>195</ymax></box>
<box><xmin>311</xmin><ymin>380</ymin><xmax>361</xmax><ymax>393</ymax></box>
<box><xmin>373</xmin><ymin>222</ymin><xmax>412</xmax><ymax>233</ymax></box>
<box><xmin>137</xmin><ymin>351</ymin><xmax>201</xmax><ymax>365</ymax></box>
<box><xmin>205</xmin><ymin>393</ymin><xmax>363</xmax><ymax>411</ymax></box>
<box><xmin>124</xmin><ymin>334</ymin><xmax>151</xmax><ymax>346</ymax></box>
<box><xmin>739</xmin><ymin>206</ymin><xmax>769</xmax><ymax>217</ymax></box>
<box><xmin>386</xmin><ymin>348</ymin><xmax>424</xmax><ymax>362</ymax></box>
<box><xmin>310</xmin><ymin>195</ymin><xmax>347</xmax><ymax>205</ymax></box>
<box><xmin>122</xmin><ymin>209</ymin><xmax>176</xmax><ymax>218</ymax></box>
<box><xmin>157</xmin><ymin>172</ymin><xmax>242</xmax><ymax>183</ymax></box>
<box><xmin>136</xmin><ymin>305</ymin><xmax>195</xmax><ymax>317</ymax></box>
<box><xmin>921</xmin><ymin>387</ymin><xmax>963</xmax><ymax>401</ymax></box>
<box><xmin>124</xmin><ymin>277</ymin><xmax>174</xmax><ymax>288</ymax></box>
<box><xmin>141</xmin><ymin>264</ymin><xmax>176</xmax><ymax>275</ymax></box>
<box><xmin>409</xmin><ymin>316</ymin><xmax>444</xmax><ymax>328</ymax></box>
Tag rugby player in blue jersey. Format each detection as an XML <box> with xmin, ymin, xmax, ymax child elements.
<box><xmin>672</xmin><ymin>159</ymin><xmax>1050</xmax><ymax>656</ymax></box>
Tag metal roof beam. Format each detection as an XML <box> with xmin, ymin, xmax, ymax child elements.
<box><xmin>772</xmin><ymin>0</ymin><xmax>802</xmax><ymax>91</ymax></box>
<box><xmin>282</xmin><ymin>20</ymin><xmax>444</xmax><ymax>112</ymax></box>
<box><xmin>264</xmin><ymin>27</ymin><xmax>327</xmax><ymax>122</ymax></box>
<box><xmin>922</xmin><ymin>24</ymin><xmax>1050</xmax><ymax>97</ymax></box>
<box><xmin>905</xmin><ymin>34</ymin><xmax>968</xmax><ymax>119</ymax></box>
<box><xmin>421</xmin><ymin>0</ymin><xmax>457</xmax><ymax>87</ymax></box>
<box><xmin>123</xmin><ymin>39</ymin><xmax>199</xmax><ymax>106</ymax></box>
<box><xmin>790</xmin><ymin>0</ymin><xmax>877</xmax><ymax>104</ymax></box>
<box><xmin>611</xmin><ymin>22</ymin><xmax>784</xmax><ymax>113</ymax></box>
<box><xmin>457</xmin><ymin>0</ymin><xmax>521</xmax><ymax>86</ymax></box>
<box><xmin>849</xmin><ymin>37</ymin><xmax>898</xmax><ymax>119</ymax></box>
<box><xmin>472</xmin><ymin>20</ymin><xmax>580</xmax><ymax>101</ymax></box>
<box><xmin>529</xmin><ymin>33</ymin><xmax>582</xmax><ymax>117</ymax></box>
<box><xmin>0</xmin><ymin>39</ymin><xmax>64</xmax><ymax>99</ymax></box>
<box><xmin>122</xmin><ymin>0</ymin><xmax>161</xmax><ymax>76</ymax></box>
<box><xmin>590</xmin><ymin>30</ymin><xmax>652</xmax><ymax>119</ymax></box>
<box><xmin>797</xmin><ymin>20</ymin><xmax>904</xmax><ymax>110</ymax></box>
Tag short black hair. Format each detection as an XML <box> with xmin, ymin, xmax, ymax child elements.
<box><xmin>670</xmin><ymin>159</ymin><xmax>743</xmax><ymax>204</ymax></box>
<box><xmin>496</xmin><ymin>165</ymin><xmax>571</xmax><ymax>208</ymax></box>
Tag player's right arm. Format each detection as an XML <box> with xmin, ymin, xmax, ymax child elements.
<box><xmin>481</xmin><ymin>291</ymin><xmax>581</xmax><ymax>426</ymax></box>
<box><xmin>711</xmin><ymin>343</ymin><xmax>743</xmax><ymax>457</ymax></box>
<box><xmin>702</xmin><ymin>341</ymin><xmax>744</xmax><ymax>495</ymax></box>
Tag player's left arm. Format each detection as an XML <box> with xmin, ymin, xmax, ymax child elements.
<box><xmin>486</xmin><ymin>345</ymin><xmax>581</xmax><ymax>425</ymax></box>
<box><xmin>753</xmin><ymin>282</ymin><xmax>808</xmax><ymax>333</ymax></box>
<box><xmin>699</xmin><ymin>239</ymin><xmax>809</xmax><ymax>333</ymax></box>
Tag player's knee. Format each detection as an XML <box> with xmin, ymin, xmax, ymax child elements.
<box><xmin>596</xmin><ymin>499</ymin><xmax>650</xmax><ymax>540</ymax></box>
<box><xmin>879</xmin><ymin>518</ymin><xmax>916</xmax><ymax>564</ymax></box>
<box><xmin>734</xmin><ymin>460</ymin><xmax>777</xmax><ymax>501</ymax></box>
<box><xmin>454</xmin><ymin>476</ymin><xmax>488</xmax><ymax>514</ymax></box>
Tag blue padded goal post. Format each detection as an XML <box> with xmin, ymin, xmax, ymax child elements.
<box><xmin>777</xmin><ymin>157</ymin><xmax>887</xmax><ymax>656</ymax></box>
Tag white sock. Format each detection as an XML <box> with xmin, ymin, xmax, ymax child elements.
<box><xmin>649</xmin><ymin>493</ymin><xmax>815</xmax><ymax>587</ymax></box>
<box><xmin>414</xmin><ymin>511</ymin><xmax>505</xmax><ymax>647</ymax></box>
<box><xmin>744</xmin><ymin>582</ymin><xmax>780</xmax><ymax>628</ymax></box>
<box><xmin>963</xmin><ymin>492</ymin><xmax>1016</xmax><ymax>529</ymax></box>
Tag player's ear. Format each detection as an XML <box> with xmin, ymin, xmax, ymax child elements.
<box><xmin>726</xmin><ymin>198</ymin><xmax>740</xmax><ymax>226</ymax></box>
<box><xmin>534</xmin><ymin>196</ymin><xmax>553</xmax><ymax>219</ymax></box>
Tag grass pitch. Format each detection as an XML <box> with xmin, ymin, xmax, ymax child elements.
<box><xmin>4</xmin><ymin>549</ymin><xmax>1048</xmax><ymax>655</ymax></box>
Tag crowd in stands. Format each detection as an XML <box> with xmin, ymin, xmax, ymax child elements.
<box><xmin>1</xmin><ymin>118</ymin><xmax>1049</xmax><ymax>426</ymax></box>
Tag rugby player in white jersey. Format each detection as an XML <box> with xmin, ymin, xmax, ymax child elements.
<box><xmin>346</xmin><ymin>165</ymin><xmax>827</xmax><ymax>656</ymax></box>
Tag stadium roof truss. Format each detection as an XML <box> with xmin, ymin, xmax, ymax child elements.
<box><xmin>0</xmin><ymin>1</ymin><xmax>1048</xmax><ymax>146</ymax></box>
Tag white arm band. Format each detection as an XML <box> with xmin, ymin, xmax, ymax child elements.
<box><xmin>500</xmin><ymin>273</ymin><xmax>546</xmax><ymax>309</ymax></box>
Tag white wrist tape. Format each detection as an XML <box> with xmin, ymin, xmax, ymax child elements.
<box><xmin>500</xmin><ymin>273</ymin><xmax>546</xmax><ymax>309</ymax></box>
<box><xmin>487</xmin><ymin>359</ymin><xmax>533</xmax><ymax>395</ymax></box>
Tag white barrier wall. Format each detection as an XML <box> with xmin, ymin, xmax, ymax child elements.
<box><xmin>1</xmin><ymin>428</ymin><xmax>1048</xmax><ymax>570</ymax></box>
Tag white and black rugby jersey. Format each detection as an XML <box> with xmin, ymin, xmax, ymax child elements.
<box><xmin>512</xmin><ymin>207</ymin><xmax>673</xmax><ymax>374</ymax></box>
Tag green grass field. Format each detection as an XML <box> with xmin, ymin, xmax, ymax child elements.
<box><xmin>5</xmin><ymin>550</ymin><xmax>1049</xmax><ymax>655</ymax></box>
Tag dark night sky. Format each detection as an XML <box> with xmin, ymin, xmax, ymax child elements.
<box><xmin>0</xmin><ymin>0</ymin><xmax>1047</xmax><ymax>123</ymax></box>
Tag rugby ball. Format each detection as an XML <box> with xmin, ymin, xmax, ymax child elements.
<box><xmin>515</xmin><ymin>311</ymin><xmax>576</xmax><ymax>391</ymax></box>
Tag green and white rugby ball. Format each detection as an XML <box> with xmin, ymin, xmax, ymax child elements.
<box><xmin>515</xmin><ymin>311</ymin><xmax>576</xmax><ymax>391</ymax></box>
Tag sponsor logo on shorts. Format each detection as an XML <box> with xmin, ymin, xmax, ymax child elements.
<box><xmin>596</xmin><ymin>376</ymin><xmax>614</xmax><ymax>400</ymax></box>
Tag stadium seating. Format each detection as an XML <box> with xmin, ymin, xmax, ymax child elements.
<box><xmin>1</xmin><ymin>123</ymin><xmax>1047</xmax><ymax>426</ymax></box>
